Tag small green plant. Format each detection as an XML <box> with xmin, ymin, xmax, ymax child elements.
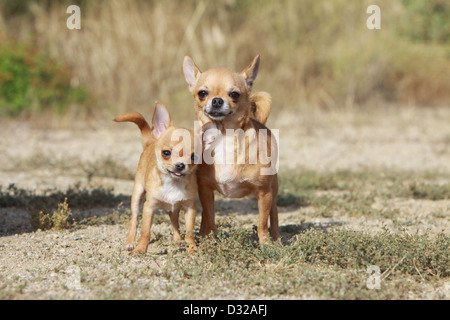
<box><xmin>401</xmin><ymin>0</ymin><xmax>450</xmax><ymax>44</ymax></box>
<box><xmin>0</xmin><ymin>37</ymin><xmax>90</xmax><ymax>115</ymax></box>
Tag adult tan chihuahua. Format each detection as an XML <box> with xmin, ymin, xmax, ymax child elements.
<box><xmin>114</xmin><ymin>102</ymin><xmax>198</xmax><ymax>254</ymax></box>
<box><xmin>183</xmin><ymin>55</ymin><xmax>280</xmax><ymax>244</ymax></box>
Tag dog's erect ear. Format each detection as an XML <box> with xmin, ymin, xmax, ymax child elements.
<box><xmin>152</xmin><ymin>102</ymin><xmax>172</xmax><ymax>139</ymax></box>
<box><xmin>240</xmin><ymin>54</ymin><xmax>260</xmax><ymax>90</ymax></box>
<box><xmin>183</xmin><ymin>56</ymin><xmax>201</xmax><ymax>92</ymax></box>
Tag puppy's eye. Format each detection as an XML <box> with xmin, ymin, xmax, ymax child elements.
<box><xmin>162</xmin><ymin>150</ymin><xmax>171</xmax><ymax>158</ymax></box>
<box><xmin>198</xmin><ymin>90</ymin><xmax>208</xmax><ymax>99</ymax></box>
<box><xmin>191</xmin><ymin>153</ymin><xmax>198</xmax><ymax>162</ymax></box>
<box><xmin>229</xmin><ymin>91</ymin><xmax>240</xmax><ymax>100</ymax></box>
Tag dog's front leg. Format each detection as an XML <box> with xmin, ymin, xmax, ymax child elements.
<box><xmin>198</xmin><ymin>183</ymin><xmax>217</xmax><ymax>238</ymax></box>
<box><xmin>133</xmin><ymin>200</ymin><xmax>156</xmax><ymax>254</ymax></box>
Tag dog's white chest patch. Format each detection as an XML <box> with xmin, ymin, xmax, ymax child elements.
<box><xmin>213</xmin><ymin>135</ymin><xmax>250</xmax><ymax>198</ymax></box>
<box><xmin>156</xmin><ymin>176</ymin><xmax>187</xmax><ymax>205</ymax></box>
<box><xmin>213</xmin><ymin>134</ymin><xmax>237</xmax><ymax>184</ymax></box>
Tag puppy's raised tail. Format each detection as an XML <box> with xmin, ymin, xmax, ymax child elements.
<box><xmin>114</xmin><ymin>112</ymin><xmax>153</xmax><ymax>146</ymax></box>
<box><xmin>249</xmin><ymin>91</ymin><xmax>272</xmax><ymax>125</ymax></box>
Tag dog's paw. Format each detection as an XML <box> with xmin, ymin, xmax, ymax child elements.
<box><xmin>124</xmin><ymin>243</ymin><xmax>136</xmax><ymax>251</ymax></box>
<box><xmin>132</xmin><ymin>245</ymin><xmax>148</xmax><ymax>255</ymax></box>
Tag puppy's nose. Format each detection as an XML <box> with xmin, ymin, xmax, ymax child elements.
<box><xmin>175</xmin><ymin>162</ymin><xmax>185</xmax><ymax>171</ymax></box>
<box><xmin>211</xmin><ymin>97</ymin><xmax>224</xmax><ymax>109</ymax></box>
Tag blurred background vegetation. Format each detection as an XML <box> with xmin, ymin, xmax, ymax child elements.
<box><xmin>0</xmin><ymin>0</ymin><xmax>449</xmax><ymax>124</ymax></box>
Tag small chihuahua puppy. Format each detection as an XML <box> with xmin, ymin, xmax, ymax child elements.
<box><xmin>114</xmin><ymin>102</ymin><xmax>198</xmax><ymax>254</ymax></box>
<box><xmin>183</xmin><ymin>55</ymin><xmax>280</xmax><ymax>244</ymax></box>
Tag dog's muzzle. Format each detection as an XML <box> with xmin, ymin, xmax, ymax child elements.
<box><xmin>205</xmin><ymin>97</ymin><xmax>232</xmax><ymax>120</ymax></box>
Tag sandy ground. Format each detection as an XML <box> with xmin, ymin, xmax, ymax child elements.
<box><xmin>0</xmin><ymin>106</ymin><xmax>449</xmax><ymax>299</ymax></box>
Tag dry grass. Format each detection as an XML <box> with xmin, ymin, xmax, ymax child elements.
<box><xmin>2</xmin><ymin>0</ymin><xmax>449</xmax><ymax>125</ymax></box>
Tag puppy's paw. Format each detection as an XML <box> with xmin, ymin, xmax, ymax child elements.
<box><xmin>132</xmin><ymin>245</ymin><xmax>147</xmax><ymax>255</ymax></box>
<box><xmin>124</xmin><ymin>243</ymin><xmax>136</xmax><ymax>251</ymax></box>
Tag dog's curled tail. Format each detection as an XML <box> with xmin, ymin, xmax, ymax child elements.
<box><xmin>249</xmin><ymin>91</ymin><xmax>272</xmax><ymax>125</ymax></box>
<box><xmin>114</xmin><ymin>112</ymin><xmax>153</xmax><ymax>146</ymax></box>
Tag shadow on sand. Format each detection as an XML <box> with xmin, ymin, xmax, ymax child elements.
<box><xmin>212</xmin><ymin>196</ymin><xmax>344</xmax><ymax>245</ymax></box>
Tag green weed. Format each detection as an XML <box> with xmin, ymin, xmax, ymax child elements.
<box><xmin>0</xmin><ymin>37</ymin><xmax>91</xmax><ymax>115</ymax></box>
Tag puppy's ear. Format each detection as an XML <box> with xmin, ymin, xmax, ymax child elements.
<box><xmin>152</xmin><ymin>102</ymin><xmax>172</xmax><ymax>139</ymax></box>
<box><xmin>183</xmin><ymin>56</ymin><xmax>201</xmax><ymax>92</ymax></box>
<box><xmin>240</xmin><ymin>54</ymin><xmax>260</xmax><ymax>90</ymax></box>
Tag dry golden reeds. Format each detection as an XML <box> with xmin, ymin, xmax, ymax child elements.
<box><xmin>2</xmin><ymin>0</ymin><xmax>449</xmax><ymax>124</ymax></box>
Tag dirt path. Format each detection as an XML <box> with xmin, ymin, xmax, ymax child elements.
<box><xmin>0</xmin><ymin>106</ymin><xmax>449</xmax><ymax>299</ymax></box>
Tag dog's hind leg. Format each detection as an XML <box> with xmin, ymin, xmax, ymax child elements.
<box><xmin>269</xmin><ymin>196</ymin><xmax>280</xmax><ymax>241</ymax></box>
<box><xmin>256</xmin><ymin>190</ymin><xmax>273</xmax><ymax>244</ymax></box>
<box><xmin>257</xmin><ymin>178</ymin><xmax>280</xmax><ymax>244</ymax></box>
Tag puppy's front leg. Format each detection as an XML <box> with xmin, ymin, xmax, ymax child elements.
<box><xmin>125</xmin><ymin>183</ymin><xmax>145</xmax><ymax>251</ymax></box>
<box><xmin>168</xmin><ymin>205</ymin><xmax>182</xmax><ymax>244</ymax></box>
<box><xmin>184</xmin><ymin>201</ymin><xmax>197</xmax><ymax>254</ymax></box>
<box><xmin>133</xmin><ymin>200</ymin><xmax>156</xmax><ymax>254</ymax></box>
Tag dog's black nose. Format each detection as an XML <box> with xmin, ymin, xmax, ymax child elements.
<box><xmin>175</xmin><ymin>162</ymin><xmax>185</xmax><ymax>171</ymax></box>
<box><xmin>211</xmin><ymin>97</ymin><xmax>224</xmax><ymax>108</ymax></box>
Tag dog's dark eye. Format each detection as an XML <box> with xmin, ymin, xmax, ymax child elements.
<box><xmin>229</xmin><ymin>91</ymin><xmax>240</xmax><ymax>100</ymax></box>
<box><xmin>162</xmin><ymin>150</ymin><xmax>171</xmax><ymax>158</ymax></box>
<box><xmin>191</xmin><ymin>153</ymin><xmax>197</xmax><ymax>162</ymax></box>
<box><xmin>198</xmin><ymin>90</ymin><xmax>208</xmax><ymax>99</ymax></box>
